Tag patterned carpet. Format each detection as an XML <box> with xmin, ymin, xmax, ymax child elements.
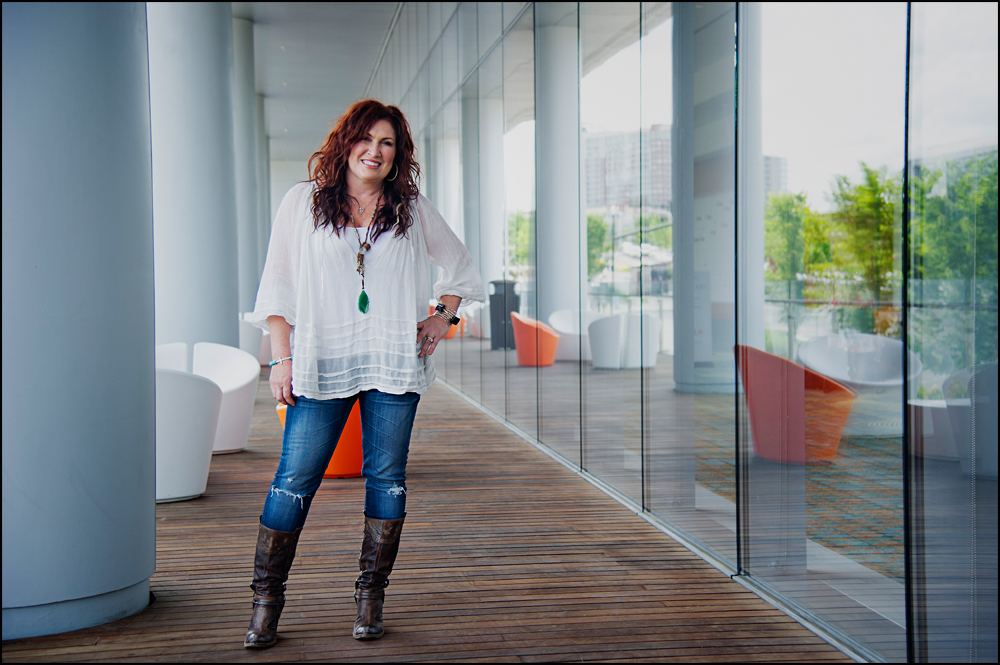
<box><xmin>694</xmin><ymin>396</ymin><xmax>905</xmax><ymax>582</ymax></box>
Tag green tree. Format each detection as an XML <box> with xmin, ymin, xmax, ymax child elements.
<box><xmin>587</xmin><ymin>213</ymin><xmax>609</xmax><ymax>279</ymax></box>
<box><xmin>643</xmin><ymin>214</ymin><xmax>672</xmax><ymax>250</ymax></box>
<box><xmin>829</xmin><ymin>163</ymin><xmax>901</xmax><ymax>302</ymax></box>
<box><xmin>910</xmin><ymin>150</ymin><xmax>998</xmax><ymax>365</ymax></box>
<box><xmin>507</xmin><ymin>210</ymin><xmax>534</xmax><ymax>268</ymax></box>
<box><xmin>764</xmin><ymin>192</ymin><xmax>807</xmax><ymax>281</ymax></box>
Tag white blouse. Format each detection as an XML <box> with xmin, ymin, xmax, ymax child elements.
<box><xmin>249</xmin><ymin>182</ymin><xmax>485</xmax><ymax>399</ymax></box>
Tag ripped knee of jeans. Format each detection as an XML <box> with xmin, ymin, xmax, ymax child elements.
<box><xmin>269</xmin><ymin>485</ymin><xmax>311</xmax><ymax>510</ymax></box>
<box><xmin>386</xmin><ymin>484</ymin><xmax>406</xmax><ymax>497</ymax></box>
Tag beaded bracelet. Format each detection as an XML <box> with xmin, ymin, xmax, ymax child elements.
<box><xmin>269</xmin><ymin>356</ymin><xmax>292</xmax><ymax>366</ymax></box>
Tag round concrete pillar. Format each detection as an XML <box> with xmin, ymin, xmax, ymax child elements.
<box><xmin>148</xmin><ymin>2</ymin><xmax>239</xmax><ymax>356</ymax></box>
<box><xmin>2</xmin><ymin>2</ymin><xmax>156</xmax><ymax>639</ymax></box>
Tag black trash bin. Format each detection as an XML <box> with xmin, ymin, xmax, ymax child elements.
<box><xmin>489</xmin><ymin>280</ymin><xmax>520</xmax><ymax>350</ymax></box>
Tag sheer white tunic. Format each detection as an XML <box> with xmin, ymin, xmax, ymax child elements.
<box><xmin>249</xmin><ymin>182</ymin><xmax>485</xmax><ymax>399</ymax></box>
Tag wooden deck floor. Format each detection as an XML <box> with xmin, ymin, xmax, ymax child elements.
<box><xmin>3</xmin><ymin>374</ymin><xmax>851</xmax><ymax>663</ymax></box>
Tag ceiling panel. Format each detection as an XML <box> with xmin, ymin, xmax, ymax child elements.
<box><xmin>238</xmin><ymin>2</ymin><xmax>398</xmax><ymax>160</ymax></box>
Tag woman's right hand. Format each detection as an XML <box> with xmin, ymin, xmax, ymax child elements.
<box><xmin>270</xmin><ymin>361</ymin><xmax>295</xmax><ymax>406</ymax></box>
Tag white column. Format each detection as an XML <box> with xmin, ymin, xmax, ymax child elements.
<box><xmin>535</xmin><ymin>3</ymin><xmax>581</xmax><ymax>325</ymax></box>
<box><xmin>148</xmin><ymin>2</ymin><xmax>239</xmax><ymax>357</ymax></box>
<box><xmin>672</xmin><ymin>2</ymin><xmax>739</xmax><ymax>393</ymax></box>
<box><xmin>2</xmin><ymin>3</ymin><xmax>155</xmax><ymax>639</ymax></box>
<box><xmin>232</xmin><ymin>16</ymin><xmax>259</xmax><ymax>321</ymax></box>
<box><xmin>256</xmin><ymin>93</ymin><xmax>271</xmax><ymax>276</ymax></box>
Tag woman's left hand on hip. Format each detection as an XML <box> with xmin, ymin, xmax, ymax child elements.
<box><xmin>416</xmin><ymin>316</ymin><xmax>452</xmax><ymax>358</ymax></box>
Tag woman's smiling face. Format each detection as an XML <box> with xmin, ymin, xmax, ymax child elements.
<box><xmin>347</xmin><ymin>119</ymin><xmax>397</xmax><ymax>187</ymax></box>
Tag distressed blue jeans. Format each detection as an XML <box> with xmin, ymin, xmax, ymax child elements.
<box><xmin>260</xmin><ymin>390</ymin><xmax>420</xmax><ymax>532</ymax></box>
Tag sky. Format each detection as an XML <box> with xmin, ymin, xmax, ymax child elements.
<box><xmin>504</xmin><ymin>3</ymin><xmax>997</xmax><ymax>215</ymax></box>
<box><xmin>571</xmin><ymin>2</ymin><xmax>997</xmax><ymax>214</ymax></box>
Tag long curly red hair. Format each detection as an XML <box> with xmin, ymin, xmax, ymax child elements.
<box><xmin>308</xmin><ymin>99</ymin><xmax>420</xmax><ymax>240</ymax></box>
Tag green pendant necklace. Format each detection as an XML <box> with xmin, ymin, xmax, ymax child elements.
<box><xmin>351</xmin><ymin>192</ymin><xmax>380</xmax><ymax>314</ymax></box>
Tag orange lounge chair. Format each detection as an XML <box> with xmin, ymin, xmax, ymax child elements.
<box><xmin>510</xmin><ymin>311</ymin><xmax>560</xmax><ymax>367</ymax></box>
<box><xmin>276</xmin><ymin>401</ymin><xmax>363</xmax><ymax>478</ymax></box>
<box><xmin>735</xmin><ymin>345</ymin><xmax>855</xmax><ymax>465</ymax></box>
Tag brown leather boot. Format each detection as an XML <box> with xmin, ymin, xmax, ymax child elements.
<box><xmin>353</xmin><ymin>514</ymin><xmax>405</xmax><ymax>640</ymax></box>
<box><xmin>244</xmin><ymin>523</ymin><xmax>301</xmax><ymax>649</ymax></box>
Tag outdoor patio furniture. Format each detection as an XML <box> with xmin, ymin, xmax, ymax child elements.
<box><xmin>622</xmin><ymin>313</ymin><xmax>661</xmax><ymax>369</ymax></box>
<box><xmin>154</xmin><ymin>368</ymin><xmax>221</xmax><ymax>502</ymax></box>
<box><xmin>548</xmin><ymin>309</ymin><xmax>604</xmax><ymax>361</ymax></box>
<box><xmin>908</xmin><ymin>399</ymin><xmax>957</xmax><ymax>460</ymax></box>
<box><xmin>510</xmin><ymin>311</ymin><xmax>559</xmax><ymax>367</ymax></box>
<box><xmin>797</xmin><ymin>331</ymin><xmax>922</xmax><ymax>394</ymax></box>
<box><xmin>587</xmin><ymin>314</ymin><xmax>661</xmax><ymax>369</ymax></box>
<box><xmin>944</xmin><ymin>362</ymin><xmax>998</xmax><ymax>477</ymax></box>
<box><xmin>277</xmin><ymin>401</ymin><xmax>363</xmax><ymax>478</ymax></box>
<box><xmin>588</xmin><ymin>315</ymin><xmax>623</xmax><ymax>369</ymax></box>
<box><xmin>193</xmin><ymin>342</ymin><xmax>260</xmax><ymax>454</ymax></box>
<box><xmin>736</xmin><ymin>345</ymin><xmax>856</xmax><ymax>465</ymax></box>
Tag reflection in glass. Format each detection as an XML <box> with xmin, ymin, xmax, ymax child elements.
<box><xmin>503</xmin><ymin>6</ymin><xmax>537</xmax><ymax>439</ymax></box>
<box><xmin>536</xmin><ymin>2</ymin><xmax>582</xmax><ymax>464</ymax></box>
<box><xmin>908</xmin><ymin>3</ymin><xmax>998</xmax><ymax>661</ymax></box>
<box><xmin>478</xmin><ymin>45</ymin><xmax>507</xmax><ymax>419</ymax></box>
<box><xmin>460</xmin><ymin>77</ymin><xmax>483</xmax><ymax>404</ymax></box>
<box><xmin>747</xmin><ymin>2</ymin><xmax>908</xmax><ymax>659</ymax></box>
<box><xmin>580</xmin><ymin>1</ymin><xmax>642</xmax><ymax>502</ymax></box>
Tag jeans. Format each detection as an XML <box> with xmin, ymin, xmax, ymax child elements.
<box><xmin>260</xmin><ymin>390</ymin><xmax>420</xmax><ymax>532</ymax></box>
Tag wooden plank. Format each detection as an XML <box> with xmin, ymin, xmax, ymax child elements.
<box><xmin>1</xmin><ymin>376</ymin><xmax>849</xmax><ymax>662</ymax></box>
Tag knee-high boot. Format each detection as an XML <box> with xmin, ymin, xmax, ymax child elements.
<box><xmin>353</xmin><ymin>514</ymin><xmax>405</xmax><ymax>640</ymax></box>
<box><xmin>244</xmin><ymin>523</ymin><xmax>301</xmax><ymax>648</ymax></box>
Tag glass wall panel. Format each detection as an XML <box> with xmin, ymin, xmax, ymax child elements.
<box><xmin>458</xmin><ymin>2</ymin><xmax>478</xmax><ymax>80</ymax></box>
<box><xmin>438</xmin><ymin>99</ymin><xmax>465</xmax><ymax>386</ymax></box>
<box><xmin>579</xmin><ymin>1</ymin><xmax>642</xmax><ymax>501</ymax></box>
<box><xmin>478</xmin><ymin>45</ymin><xmax>507</xmax><ymax>418</ymax></box>
<box><xmin>478</xmin><ymin>1</ymin><xmax>503</xmax><ymax>57</ymax></box>
<box><xmin>743</xmin><ymin>3</ymin><xmax>908</xmax><ymax>659</ymax></box>
<box><xmin>460</xmin><ymin>76</ymin><xmax>484</xmax><ymax>403</ymax></box>
<box><xmin>638</xmin><ymin>1</ymin><xmax>735</xmax><ymax>561</ymax></box>
<box><xmin>417</xmin><ymin>2</ymin><xmax>429</xmax><ymax>65</ymax></box>
<box><xmin>429</xmin><ymin>40</ymin><xmax>443</xmax><ymax>115</ymax></box>
<box><xmin>908</xmin><ymin>3</ymin><xmax>998</xmax><ymax>661</ymax></box>
<box><xmin>504</xmin><ymin>2</ymin><xmax>527</xmax><ymax>29</ymax></box>
<box><xmin>503</xmin><ymin>6</ymin><xmax>537</xmax><ymax>439</ymax></box>
<box><xmin>536</xmin><ymin>2</ymin><xmax>582</xmax><ymax>465</ymax></box>
<box><xmin>442</xmin><ymin>13</ymin><xmax>459</xmax><ymax>100</ymax></box>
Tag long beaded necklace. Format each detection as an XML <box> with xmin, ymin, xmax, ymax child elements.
<box><xmin>351</xmin><ymin>191</ymin><xmax>381</xmax><ymax>314</ymax></box>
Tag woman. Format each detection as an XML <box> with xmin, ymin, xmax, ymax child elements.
<box><xmin>243</xmin><ymin>99</ymin><xmax>484</xmax><ymax>648</ymax></box>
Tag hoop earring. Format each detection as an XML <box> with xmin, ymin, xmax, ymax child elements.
<box><xmin>386</xmin><ymin>163</ymin><xmax>398</xmax><ymax>182</ymax></box>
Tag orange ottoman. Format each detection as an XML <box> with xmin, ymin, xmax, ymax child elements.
<box><xmin>276</xmin><ymin>401</ymin><xmax>363</xmax><ymax>478</ymax></box>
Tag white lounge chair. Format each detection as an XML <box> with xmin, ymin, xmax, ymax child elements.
<box><xmin>587</xmin><ymin>314</ymin><xmax>662</xmax><ymax>369</ymax></box>
<box><xmin>797</xmin><ymin>332</ymin><xmax>922</xmax><ymax>393</ymax></box>
<box><xmin>193</xmin><ymin>342</ymin><xmax>261</xmax><ymax>454</ymax></box>
<box><xmin>155</xmin><ymin>341</ymin><xmax>188</xmax><ymax>372</ymax></box>
<box><xmin>549</xmin><ymin>309</ymin><xmax>604</xmax><ymax>361</ymax></box>
<box><xmin>154</xmin><ymin>368</ymin><xmax>222</xmax><ymax>502</ymax></box>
